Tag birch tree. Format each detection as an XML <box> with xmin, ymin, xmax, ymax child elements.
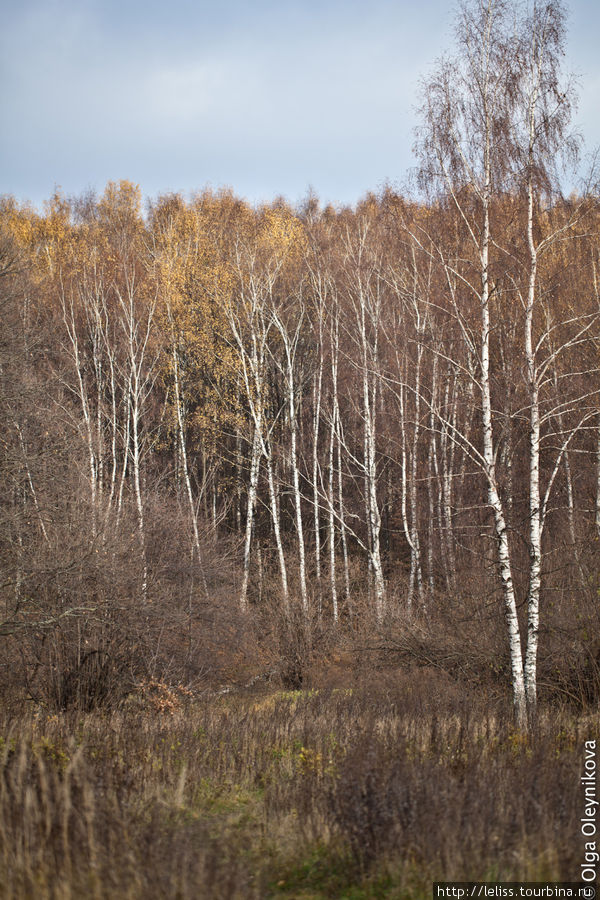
<box><xmin>342</xmin><ymin>209</ymin><xmax>386</xmax><ymax>618</ymax></box>
<box><xmin>511</xmin><ymin>0</ymin><xmax>584</xmax><ymax>718</ymax></box>
<box><xmin>100</xmin><ymin>182</ymin><xmax>161</xmax><ymax>602</ymax></box>
<box><xmin>416</xmin><ymin>0</ymin><xmax>529</xmax><ymax>725</ymax></box>
<box><xmin>221</xmin><ymin>205</ymin><xmax>305</xmax><ymax>609</ymax></box>
<box><xmin>416</xmin><ymin>0</ymin><xmax>591</xmax><ymax>726</ymax></box>
<box><xmin>270</xmin><ymin>295</ymin><xmax>309</xmax><ymax>612</ymax></box>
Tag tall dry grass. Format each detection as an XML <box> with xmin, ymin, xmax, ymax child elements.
<box><xmin>0</xmin><ymin>673</ymin><xmax>595</xmax><ymax>899</ymax></box>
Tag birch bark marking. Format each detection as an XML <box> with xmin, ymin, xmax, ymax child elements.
<box><xmin>328</xmin><ymin>394</ymin><xmax>338</xmax><ymax>623</ymax></box>
<box><xmin>327</xmin><ymin>303</ymin><xmax>341</xmax><ymax>622</ymax></box>
<box><xmin>523</xmin><ymin>120</ymin><xmax>541</xmax><ymax>719</ymax></box>
<box><xmin>481</xmin><ymin>190</ymin><xmax>527</xmax><ymax>728</ymax></box>
<box><xmin>310</xmin><ymin>283</ymin><xmax>327</xmax><ymax>610</ymax></box>
<box><xmin>312</xmin><ymin>365</ymin><xmax>323</xmax><ymax>607</ymax></box>
<box><xmin>518</xmin><ymin>0</ymin><xmax>579</xmax><ymax>719</ymax></box>
<box><xmin>407</xmin><ymin>246</ymin><xmax>426</xmax><ymax>605</ymax></box>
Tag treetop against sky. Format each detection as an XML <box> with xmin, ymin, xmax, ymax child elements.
<box><xmin>1</xmin><ymin>0</ymin><xmax>599</xmax><ymax>210</ymax></box>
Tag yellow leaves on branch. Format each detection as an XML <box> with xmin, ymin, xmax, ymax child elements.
<box><xmin>0</xmin><ymin>183</ymin><xmax>307</xmax><ymax>453</ymax></box>
<box><xmin>98</xmin><ymin>180</ymin><xmax>143</xmax><ymax>237</ymax></box>
<box><xmin>151</xmin><ymin>194</ymin><xmax>245</xmax><ymax>449</ymax></box>
<box><xmin>258</xmin><ymin>207</ymin><xmax>306</xmax><ymax>267</ymax></box>
<box><xmin>0</xmin><ymin>196</ymin><xmax>40</xmax><ymax>280</ymax></box>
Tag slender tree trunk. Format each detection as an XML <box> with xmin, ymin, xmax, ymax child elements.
<box><xmin>409</xmin><ymin>337</ymin><xmax>424</xmax><ymax>605</ymax></box>
<box><xmin>328</xmin><ymin>401</ymin><xmax>338</xmax><ymax>623</ymax></box>
<box><xmin>312</xmin><ymin>367</ymin><xmax>323</xmax><ymax>609</ymax></box>
<box><xmin>62</xmin><ymin>292</ymin><xmax>98</xmax><ymax>535</ymax></box>
<box><xmin>359</xmin><ymin>290</ymin><xmax>385</xmax><ymax>619</ymax></box>
<box><xmin>442</xmin><ymin>372</ymin><xmax>458</xmax><ymax>586</ymax></box>
<box><xmin>235</xmin><ymin>425</ymin><xmax>243</xmax><ymax>533</ymax></box>
<box><xmin>266</xmin><ymin>445</ymin><xmax>289</xmax><ymax>609</ymax></box>
<box><xmin>481</xmin><ymin>195</ymin><xmax>527</xmax><ymax>729</ymax></box>
<box><xmin>103</xmin><ymin>337</ymin><xmax>119</xmax><ymax>529</ymax></box>
<box><xmin>171</xmin><ymin>338</ymin><xmax>209</xmax><ymax>599</ymax></box>
<box><xmin>336</xmin><ymin>417</ymin><xmax>351</xmax><ymax>611</ymax></box>
<box><xmin>285</xmin><ymin>340</ymin><xmax>308</xmax><ymax>612</ymax></box>
<box><xmin>240</xmin><ymin>425</ymin><xmax>261</xmax><ymax>609</ymax></box>
<box><xmin>115</xmin><ymin>376</ymin><xmax>131</xmax><ymax>531</ymax></box>
<box><xmin>398</xmin><ymin>376</ymin><xmax>418</xmax><ymax>609</ymax></box>
<box><xmin>130</xmin><ymin>386</ymin><xmax>147</xmax><ymax>601</ymax></box>
<box><xmin>524</xmin><ymin>160</ymin><xmax>541</xmax><ymax>721</ymax></box>
<box><xmin>427</xmin><ymin>432</ymin><xmax>436</xmax><ymax>598</ymax></box>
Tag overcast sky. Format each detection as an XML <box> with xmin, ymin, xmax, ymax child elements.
<box><xmin>1</xmin><ymin>0</ymin><xmax>598</xmax><ymax>210</ymax></box>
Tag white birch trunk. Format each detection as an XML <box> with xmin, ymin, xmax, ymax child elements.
<box><xmin>115</xmin><ymin>375</ymin><xmax>131</xmax><ymax>531</ymax></box>
<box><xmin>275</xmin><ymin>310</ymin><xmax>309</xmax><ymax>613</ymax></box>
<box><xmin>336</xmin><ymin>418</ymin><xmax>351</xmax><ymax>610</ymax></box>
<box><xmin>409</xmin><ymin>337</ymin><xmax>424</xmax><ymax>606</ymax></box>
<box><xmin>328</xmin><ymin>401</ymin><xmax>338</xmax><ymax>623</ymax></box>
<box><xmin>481</xmin><ymin>194</ymin><xmax>527</xmax><ymax>729</ymax></box>
<box><xmin>61</xmin><ymin>290</ymin><xmax>98</xmax><ymax>535</ymax></box>
<box><xmin>312</xmin><ymin>366</ymin><xmax>323</xmax><ymax>608</ymax></box>
<box><xmin>266</xmin><ymin>445</ymin><xmax>289</xmax><ymax>608</ymax></box>
<box><xmin>359</xmin><ymin>285</ymin><xmax>385</xmax><ymax>619</ymax></box>
<box><xmin>523</xmin><ymin>111</ymin><xmax>541</xmax><ymax>719</ymax></box>
<box><xmin>130</xmin><ymin>380</ymin><xmax>148</xmax><ymax>601</ymax></box>
<box><xmin>442</xmin><ymin>373</ymin><xmax>458</xmax><ymax>585</ymax></box>
<box><xmin>240</xmin><ymin>425</ymin><xmax>261</xmax><ymax>610</ymax></box>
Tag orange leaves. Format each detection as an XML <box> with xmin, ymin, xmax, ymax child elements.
<box><xmin>0</xmin><ymin>196</ymin><xmax>40</xmax><ymax>281</ymax></box>
<box><xmin>98</xmin><ymin>180</ymin><xmax>143</xmax><ymax>236</ymax></box>
<box><xmin>258</xmin><ymin>206</ymin><xmax>306</xmax><ymax>263</ymax></box>
<box><xmin>150</xmin><ymin>192</ymin><xmax>246</xmax><ymax>452</ymax></box>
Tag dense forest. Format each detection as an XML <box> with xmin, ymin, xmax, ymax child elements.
<box><xmin>1</xmin><ymin>1</ymin><xmax>600</xmax><ymax>894</ymax></box>
<box><xmin>3</xmin><ymin>173</ymin><xmax>600</xmax><ymax>702</ymax></box>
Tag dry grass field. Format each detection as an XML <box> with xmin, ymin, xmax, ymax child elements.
<box><xmin>0</xmin><ymin>668</ymin><xmax>594</xmax><ymax>899</ymax></box>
